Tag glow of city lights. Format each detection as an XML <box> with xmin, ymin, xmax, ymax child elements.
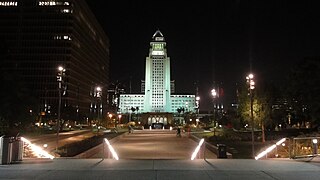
<box><xmin>21</xmin><ymin>137</ymin><xmax>54</xmax><ymax>159</ymax></box>
<box><xmin>191</xmin><ymin>138</ymin><xmax>204</xmax><ymax>160</ymax></box>
<box><xmin>104</xmin><ymin>138</ymin><xmax>119</xmax><ymax>160</ymax></box>
<box><xmin>255</xmin><ymin>138</ymin><xmax>287</xmax><ymax>160</ymax></box>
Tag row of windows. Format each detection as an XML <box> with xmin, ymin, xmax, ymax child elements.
<box><xmin>39</xmin><ymin>1</ymin><xmax>70</xmax><ymax>6</ymax></box>
<box><xmin>121</xmin><ymin>100</ymin><xmax>144</xmax><ymax>103</ymax></box>
<box><xmin>172</xmin><ymin>99</ymin><xmax>195</xmax><ymax>102</ymax></box>
<box><xmin>121</xmin><ymin>95</ymin><xmax>144</xmax><ymax>98</ymax></box>
<box><xmin>152</xmin><ymin>43</ymin><xmax>164</xmax><ymax>50</ymax></box>
<box><xmin>172</xmin><ymin>95</ymin><xmax>195</xmax><ymax>98</ymax></box>
<box><xmin>152</xmin><ymin>76</ymin><xmax>163</xmax><ymax>79</ymax></box>
<box><xmin>0</xmin><ymin>1</ymin><xmax>17</xmax><ymax>6</ymax></box>
<box><xmin>152</xmin><ymin>85</ymin><xmax>164</xmax><ymax>88</ymax></box>
<box><xmin>151</xmin><ymin>56</ymin><xmax>165</xmax><ymax>59</ymax></box>
<box><xmin>152</xmin><ymin>102</ymin><xmax>163</xmax><ymax>106</ymax></box>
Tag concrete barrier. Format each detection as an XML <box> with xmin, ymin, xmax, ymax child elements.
<box><xmin>73</xmin><ymin>132</ymin><xmax>127</xmax><ymax>159</ymax></box>
<box><xmin>190</xmin><ymin>134</ymin><xmax>232</xmax><ymax>159</ymax></box>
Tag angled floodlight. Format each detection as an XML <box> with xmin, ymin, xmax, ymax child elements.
<box><xmin>191</xmin><ymin>138</ymin><xmax>204</xmax><ymax>160</ymax></box>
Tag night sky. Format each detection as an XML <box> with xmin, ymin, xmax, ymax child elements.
<box><xmin>86</xmin><ymin>0</ymin><xmax>320</xmax><ymax>111</ymax></box>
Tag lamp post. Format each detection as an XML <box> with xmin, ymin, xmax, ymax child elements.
<box><xmin>108</xmin><ymin>113</ymin><xmax>112</xmax><ymax>128</ymax></box>
<box><xmin>196</xmin><ymin>96</ymin><xmax>200</xmax><ymax>114</ymax></box>
<box><xmin>96</xmin><ymin>86</ymin><xmax>102</xmax><ymax>126</ymax></box>
<box><xmin>211</xmin><ymin>88</ymin><xmax>217</xmax><ymax>137</ymax></box>
<box><xmin>312</xmin><ymin>139</ymin><xmax>318</xmax><ymax>155</ymax></box>
<box><xmin>246</xmin><ymin>73</ymin><xmax>255</xmax><ymax>158</ymax></box>
<box><xmin>117</xmin><ymin>114</ymin><xmax>122</xmax><ymax>127</ymax></box>
<box><xmin>56</xmin><ymin>66</ymin><xmax>65</xmax><ymax>153</ymax></box>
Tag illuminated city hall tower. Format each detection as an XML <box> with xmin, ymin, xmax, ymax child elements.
<box><xmin>144</xmin><ymin>30</ymin><xmax>171</xmax><ymax>112</ymax></box>
<box><xmin>119</xmin><ymin>30</ymin><xmax>196</xmax><ymax>127</ymax></box>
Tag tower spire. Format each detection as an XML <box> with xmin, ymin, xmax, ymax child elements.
<box><xmin>152</xmin><ymin>29</ymin><xmax>164</xmax><ymax>41</ymax></box>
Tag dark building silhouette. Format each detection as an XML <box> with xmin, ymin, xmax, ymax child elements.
<box><xmin>0</xmin><ymin>0</ymin><xmax>109</xmax><ymax>122</ymax></box>
<box><xmin>107</xmin><ymin>81</ymin><xmax>126</xmax><ymax>114</ymax></box>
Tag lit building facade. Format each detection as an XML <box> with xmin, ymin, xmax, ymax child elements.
<box><xmin>0</xmin><ymin>0</ymin><xmax>110</xmax><ymax>123</ymax></box>
<box><xmin>119</xmin><ymin>30</ymin><xmax>196</xmax><ymax>127</ymax></box>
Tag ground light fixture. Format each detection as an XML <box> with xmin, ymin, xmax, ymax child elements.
<box><xmin>255</xmin><ymin>138</ymin><xmax>286</xmax><ymax>160</ymax></box>
<box><xmin>21</xmin><ymin>137</ymin><xmax>54</xmax><ymax>159</ymax></box>
<box><xmin>191</xmin><ymin>138</ymin><xmax>204</xmax><ymax>160</ymax></box>
<box><xmin>104</xmin><ymin>138</ymin><xmax>119</xmax><ymax>160</ymax></box>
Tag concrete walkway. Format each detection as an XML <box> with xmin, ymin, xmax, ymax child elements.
<box><xmin>82</xmin><ymin>129</ymin><xmax>216</xmax><ymax>159</ymax></box>
<box><xmin>1</xmin><ymin>158</ymin><xmax>320</xmax><ymax>180</ymax></box>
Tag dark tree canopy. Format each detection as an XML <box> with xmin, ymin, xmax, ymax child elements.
<box><xmin>286</xmin><ymin>58</ymin><xmax>320</xmax><ymax>125</ymax></box>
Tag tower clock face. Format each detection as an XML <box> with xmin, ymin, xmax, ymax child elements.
<box><xmin>152</xmin><ymin>50</ymin><xmax>164</xmax><ymax>55</ymax></box>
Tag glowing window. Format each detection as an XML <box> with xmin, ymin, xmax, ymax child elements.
<box><xmin>61</xmin><ymin>9</ymin><xmax>71</xmax><ymax>13</ymax></box>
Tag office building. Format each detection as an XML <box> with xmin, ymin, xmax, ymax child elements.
<box><xmin>0</xmin><ymin>0</ymin><xmax>109</xmax><ymax>123</ymax></box>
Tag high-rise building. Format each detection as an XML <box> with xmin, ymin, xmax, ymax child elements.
<box><xmin>119</xmin><ymin>30</ymin><xmax>196</xmax><ymax>127</ymax></box>
<box><xmin>107</xmin><ymin>81</ymin><xmax>126</xmax><ymax>114</ymax></box>
<box><xmin>0</xmin><ymin>0</ymin><xmax>109</xmax><ymax>122</ymax></box>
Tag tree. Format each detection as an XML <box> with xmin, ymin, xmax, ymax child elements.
<box><xmin>237</xmin><ymin>82</ymin><xmax>273</xmax><ymax>142</ymax></box>
<box><xmin>130</xmin><ymin>107</ymin><xmax>136</xmax><ymax>121</ymax></box>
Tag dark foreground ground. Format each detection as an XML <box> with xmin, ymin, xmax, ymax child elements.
<box><xmin>1</xmin><ymin>158</ymin><xmax>320</xmax><ymax>180</ymax></box>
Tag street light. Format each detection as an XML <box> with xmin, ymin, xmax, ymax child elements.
<box><xmin>95</xmin><ymin>86</ymin><xmax>102</xmax><ymax>126</ymax></box>
<box><xmin>246</xmin><ymin>73</ymin><xmax>255</xmax><ymax>158</ymax></box>
<box><xmin>56</xmin><ymin>65</ymin><xmax>65</xmax><ymax>153</ymax></box>
<box><xmin>196</xmin><ymin>96</ymin><xmax>200</xmax><ymax>114</ymax></box>
<box><xmin>108</xmin><ymin>113</ymin><xmax>112</xmax><ymax>128</ymax></box>
<box><xmin>117</xmin><ymin>114</ymin><xmax>122</xmax><ymax>127</ymax></box>
<box><xmin>211</xmin><ymin>88</ymin><xmax>217</xmax><ymax>137</ymax></box>
<box><xmin>312</xmin><ymin>138</ymin><xmax>318</xmax><ymax>155</ymax></box>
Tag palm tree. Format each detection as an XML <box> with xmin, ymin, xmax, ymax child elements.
<box><xmin>130</xmin><ymin>107</ymin><xmax>136</xmax><ymax>121</ymax></box>
<box><xmin>176</xmin><ymin>107</ymin><xmax>185</xmax><ymax>125</ymax></box>
<box><xmin>135</xmin><ymin>107</ymin><xmax>139</xmax><ymax>121</ymax></box>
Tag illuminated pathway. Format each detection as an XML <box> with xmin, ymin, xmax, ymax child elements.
<box><xmin>86</xmin><ymin>129</ymin><xmax>216</xmax><ymax>159</ymax></box>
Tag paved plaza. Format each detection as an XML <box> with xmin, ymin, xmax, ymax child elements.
<box><xmin>84</xmin><ymin>129</ymin><xmax>216</xmax><ymax>159</ymax></box>
<box><xmin>1</xmin><ymin>129</ymin><xmax>320</xmax><ymax>179</ymax></box>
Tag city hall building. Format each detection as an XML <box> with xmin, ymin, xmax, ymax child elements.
<box><xmin>119</xmin><ymin>30</ymin><xmax>196</xmax><ymax>127</ymax></box>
